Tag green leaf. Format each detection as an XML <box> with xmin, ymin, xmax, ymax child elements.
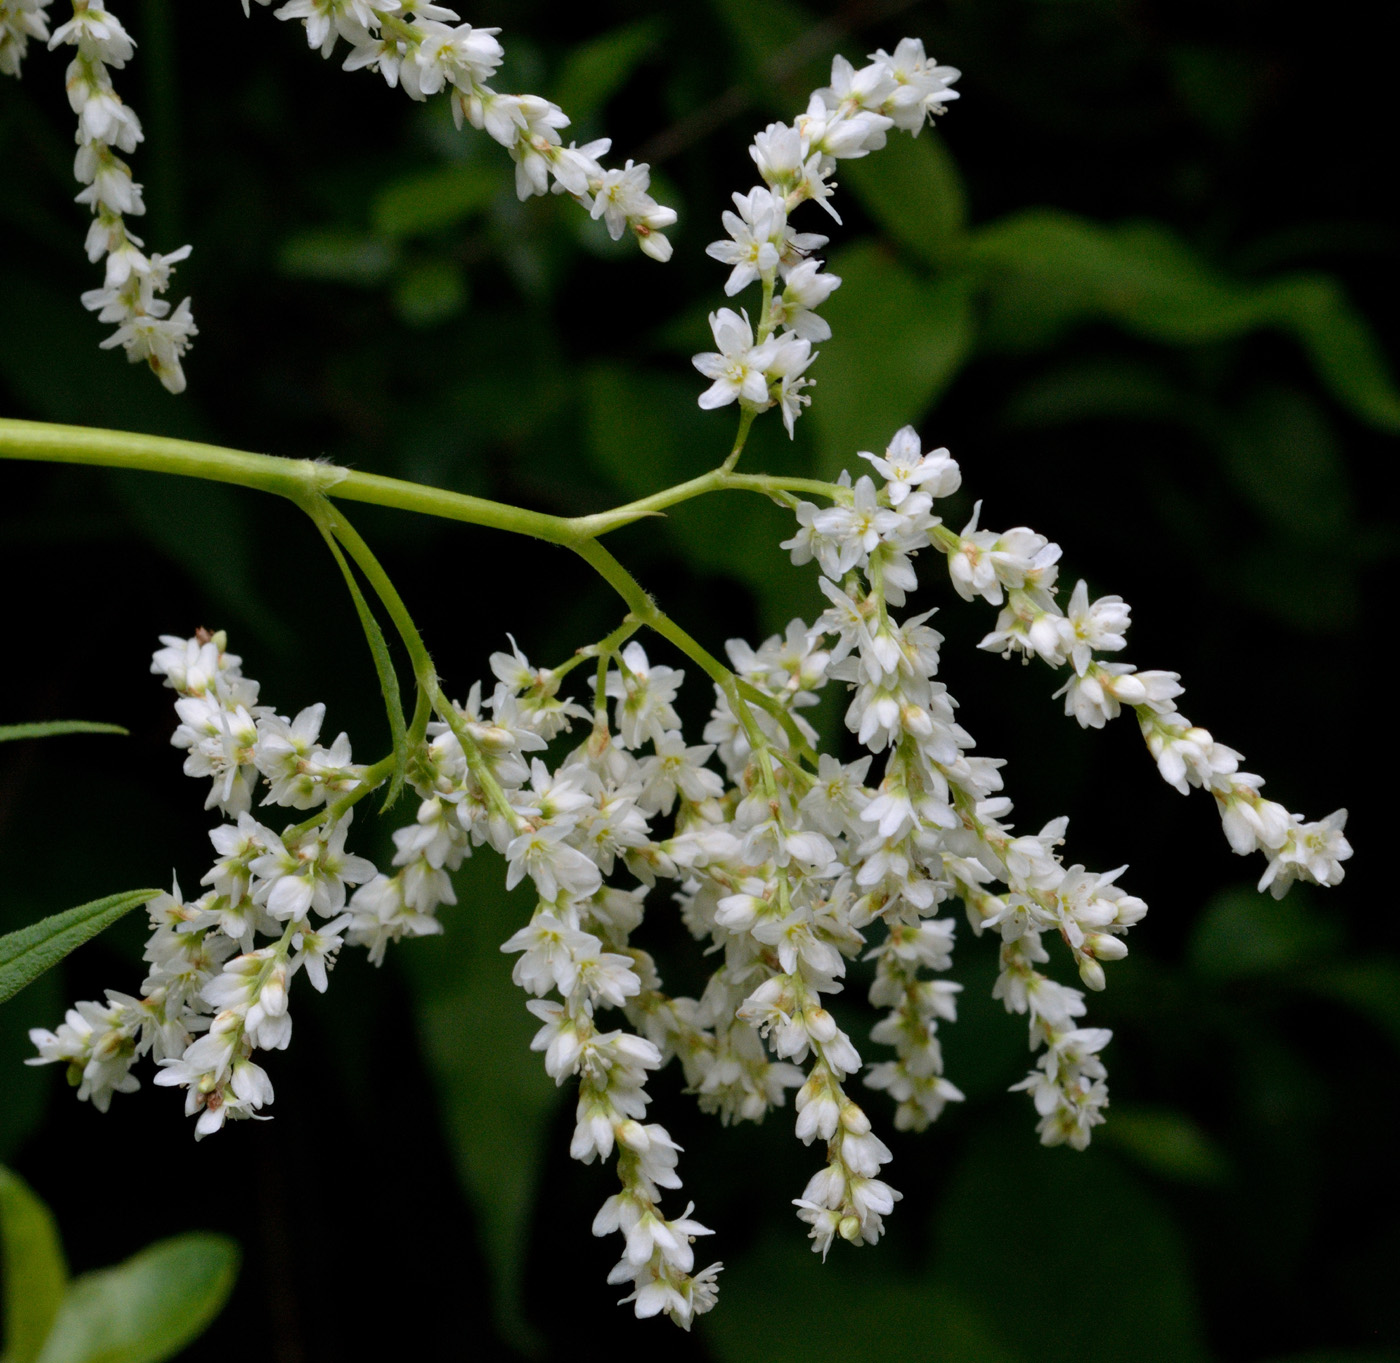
<box><xmin>1187</xmin><ymin>887</ymin><xmax>1343</xmax><ymax>983</ymax></box>
<box><xmin>840</xmin><ymin>130</ymin><xmax>968</xmax><ymax>267</ymax></box>
<box><xmin>1294</xmin><ymin>961</ymin><xmax>1400</xmax><ymax>1053</ymax></box>
<box><xmin>0</xmin><ymin>891</ymin><xmax>160</xmax><ymax>1007</ymax></box>
<box><xmin>551</xmin><ymin>18</ymin><xmax>663</xmax><ymax>125</ymax></box>
<box><xmin>34</xmin><ymin>1234</ymin><xmax>238</xmax><ymax>1363</ymax></box>
<box><xmin>968</xmin><ymin>212</ymin><xmax>1400</xmax><ymax>431</ymax></box>
<box><xmin>396</xmin><ymin>859</ymin><xmax>560</xmax><ymax>1353</ymax></box>
<box><xmin>0</xmin><ymin>1166</ymin><xmax>68</xmax><ymax>1363</ymax></box>
<box><xmin>706</xmin><ymin>1230</ymin><xmax>1020</xmax><ymax>1363</ymax></box>
<box><xmin>934</xmin><ymin>1125</ymin><xmax>1208</xmax><ymax>1363</ymax></box>
<box><xmin>1099</xmin><ymin>1105</ymin><xmax>1230</xmax><ymax>1185</ymax></box>
<box><xmin>1215</xmin><ymin>386</ymin><xmax>1352</xmax><ymax>545</ymax></box>
<box><xmin>391</xmin><ymin>260</ymin><xmax>468</xmax><ymax>328</ymax></box>
<box><xmin>707</xmin><ymin>0</ymin><xmax>830</xmax><ymax>97</ymax></box>
<box><xmin>0</xmin><ymin>724</ymin><xmax>126</xmax><ymax>744</ymax></box>
<box><xmin>809</xmin><ymin>243</ymin><xmax>973</xmax><ymax>479</ymax></box>
<box><xmin>371</xmin><ymin>163</ymin><xmax>499</xmax><ymax>239</ymax></box>
<box><xmin>278</xmin><ymin>228</ymin><xmax>399</xmax><ymax>285</ymax></box>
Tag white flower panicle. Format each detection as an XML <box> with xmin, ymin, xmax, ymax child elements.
<box><xmin>241</xmin><ymin>0</ymin><xmax>677</xmax><ymax>260</ymax></box>
<box><xmin>23</xmin><ymin>27</ymin><xmax>1352</xmax><ymax>1333</ymax></box>
<box><xmin>32</xmin><ymin>1</ymin><xmax>197</xmax><ymax>391</ymax></box>
<box><xmin>695</xmin><ymin>41</ymin><xmax>960</xmax><ymax>435</ymax></box>
<box><xmin>929</xmin><ymin>488</ymin><xmax>1353</xmax><ymax>903</ymax></box>
<box><xmin>30</xmin><ymin>412</ymin><xmax>1353</xmax><ymax>1318</ymax></box>
<box><xmin>30</xmin><ymin>630</ymin><xmax>376</xmax><ymax>1137</ymax></box>
<box><xmin>0</xmin><ymin>0</ymin><xmax>51</xmax><ymax>74</ymax></box>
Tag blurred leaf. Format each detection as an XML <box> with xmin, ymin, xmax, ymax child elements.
<box><xmin>1294</xmin><ymin>961</ymin><xmax>1400</xmax><ymax>1053</ymax></box>
<box><xmin>1228</xmin><ymin>540</ymin><xmax>1358</xmax><ymax>634</ymax></box>
<box><xmin>1187</xmin><ymin>887</ymin><xmax>1344</xmax><ymax>983</ymax></box>
<box><xmin>841</xmin><ymin>131</ymin><xmax>968</xmax><ymax>267</ymax></box>
<box><xmin>1100</xmin><ymin>1105</ymin><xmax>1230</xmax><ymax>1185</ymax></box>
<box><xmin>1260</xmin><ymin>1355</ymin><xmax>1400</xmax><ymax>1363</ymax></box>
<box><xmin>106</xmin><ymin>473</ymin><xmax>294</xmax><ymax>654</ymax></box>
<box><xmin>1217</xmin><ymin>386</ymin><xmax>1352</xmax><ymax>545</ymax></box>
<box><xmin>397</xmin><ymin>857</ymin><xmax>560</xmax><ymax>1352</ymax></box>
<box><xmin>708</xmin><ymin>0</ymin><xmax>827</xmax><ymax>94</ymax></box>
<box><xmin>551</xmin><ymin>18</ymin><xmax>664</xmax><ymax>124</ymax></box>
<box><xmin>0</xmin><ymin>724</ymin><xmax>126</xmax><ymax>744</ymax></box>
<box><xmin>584</xmin><ymin>363</ymin><xmax>717</xmax><ymax>495</ymax></box>
<box><xmin>0</xmin><ymin>890</ymin><xmax>159</xmax><ymax>1006</ymax></box>
<box><xmin>1168</xmin><ymin>45</ymin><xmax>1264</xmax><ymax>141</ymax></box>
<box><xmin>1002</xmin><ymin>358</ymin><xmax>1182</xmax><ymax>427</ymax></box>
<box><xmin>707</xmin><ymin>1229</ymin><xmax>1020</xmax><ymax>1363</ymax></box>
<box><xmin>34</xmin><ymin>1233</ymin><xmax>238</xmax><ymax>1363</ymax></box>
<box><xmin>810</xmin><ymin>243</ymin><xmax>973</xmax><ymax>478</ymax></box>
<box><xmin>372</xmin><ymin>163</ymin><xmax>499</xmax><ymax>239</ymax></box>
<box><xmin>0</xmin><ymin>1166</ymin><xmax>67</xmax><ymax>1363</ymax></box>
<box><xmin>934</xmin><ymin>1126</ymin><xmax>1208</xmax><ymax>1363</ymax></box>
<box><xmin>278</xmin><ymin>228</ymin><xmax>399</xmax><ymax>285</ymax></box>
<box><xmin>392</xmin><ymin>260</ymin><xmax>467</xmax><ymax>328</ymax></box>
<box><xmin>969</xmin><ymin>212</ymin><xmax>1400</xmax><ymax>431</ymax></box>
<box><xmin>0</xmin><ymin>972</ymin><xmax>58</xmax><ymax>1161</ymax></box>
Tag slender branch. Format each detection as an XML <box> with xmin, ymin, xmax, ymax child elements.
<box><xmin>0</xmin><ymin>418</ymin><xmax>845</xmax><ymax>545</ymax></box>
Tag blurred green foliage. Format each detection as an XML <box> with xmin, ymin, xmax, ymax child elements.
<box><xmin>0</xmin><ymin>0</ymin><xmax>1395</xmax><ymax>1360</ymax></box>
<box><xmin>0</xmin><ymin>1167</ymin><xmax>238</xmax><ymax>1363</ymax></box>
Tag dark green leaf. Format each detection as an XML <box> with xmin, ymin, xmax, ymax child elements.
<box><xmin>1295</xmin><ymin>961</ymin><xmax>1400</xmax><ymax>1053</ymax></box>
<box><xmin>707</xmin><ymin>1230</ymin><xmax>1020</xmax><ymax>1363</ymax></box>
<box><xmin>396</xmin><ymin>858</ymin><xmax>560</xmax><ymax>1352</ymax></box>
<box><xmin>371</xmin><ymin>163</ymin><xmax>499</xmax><ymax>239</ymax></box>
<box><xmin>1100</xmin><ymin>1105</ymin><xmax>1230</xmax><ymax>1185</ymax></box>
<box><xmin>1216</xmin><ymin>386</ymin><xmax>1352</xmax><ymax>545</ymax></box>
<box><xmin>391</xmin><ymin>260</ymin><xmax>467</xmax><ymax>328</ymax></box>
<box><xmin>1187</xmin><ymin>887</ymin><xmax>1343</xmax><ymax>983</ymax></box>
<box><xmin>0</xmin><ymin>1166</ymin><xmax>68</xmax><ymax>1363</ymax></box>
<box><xmin>34</xmin><ymin>1234</ymin><xmax>238</xmax><ymax>1363</ymax></box>
<box><xmin>0</xmin><ymin>724</ymin><xmax>126</xmax><ymax>744</ymax></box>
<box><xmin>707</xmin><ymin>0</ymin><xmax>828</xmax><ymax>96</ymax></box>
<box><xmin>969</xmin><ymin>212</ymin><xmax>1400</xmax><ymax>431</ymax></box>
<box><xmin>934</xmin><ymin>1125</ymin><xmax>1208</xmax><ymax>1363</ymax></box>
<box><xmin>840</xmin><ymin>130</ymin><xmax>968</xmax><ymax>267</ymax></box>
<box><xmin>551</xmin><ymin>18</ymin><xmax>664</xmax><ymax>125</ymax></box>
<box><xmin>0</xmin><ymin>891</ymin><xmax>160</xmax><ymax>1006</ymax></box>
<box><xmin>278</xmin><ymin>228</ymin><xmax>399</xmax><ymax>285</ymax></box>
<box><xmin>810</xmin><ymin>243</ymin><xmax>973</xmax><ymax>479</ymax></box>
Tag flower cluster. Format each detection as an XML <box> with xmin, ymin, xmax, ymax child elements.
<box><xmin>0</xmin><ymin>0</ymin><xmax>49</xmax><ymax>75</ymax></box>
<box><xmin>29</xmin><ymin>398</ymin><xmax>1352</xmax><ymax>1318</ymax></box>
<box><xmin>695</xmin><ymin>40</ymin><xmax>960</xmax><ymax>434</ymax></box>
<box><xmin>940</xmin><ymin>499</ymin><xmax>1354</xmax><ymax>902</ymax></box>
<box><xmin>22</xmin><ymin>26</ymin><xmax>1353</xmax><ymax>1337</ymax></box>
<box><xmin>29</xmin><ymin>632</ymin><xmax>375</xmax><ymax>1133</ymax></box>
<box><xmin>244</xmin><ymin>0</ymin><xmax>677</xmax><ymax>259</ymax></box>
<box><xmin>45</xmin><ymin>2</ymin><xmax>196</xmax><ymax>391</ymax></box>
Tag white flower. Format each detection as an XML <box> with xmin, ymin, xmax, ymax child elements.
<box><xmin>692</xmin><ymin>308</ymin><xmax>780</xmax><ymax>411</ymax></box>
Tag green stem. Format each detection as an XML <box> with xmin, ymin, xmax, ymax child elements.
<box><xmin>0</xmin><ymin>418</ymin><xmax>843</xmax><ymax>544</ymax></box>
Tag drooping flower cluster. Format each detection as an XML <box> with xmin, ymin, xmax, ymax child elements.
<box><xmin>243</xmin><ymin>0</ymin><xmax>677</xmax><ymax>260</ymax></box>
<box><xmin>29</xmin><ymin>405</ymin><xmax>1353</xmax><ymax>1319</ymax></box>
<box><xmin>695</xmin><ymin>40</ymin><xmax>960</xmax><ymax>434</ymax></box>
<box><xmin>936</xmin><ymin>494</ymin><xmax>1354</xmax><ymax>902</ymax></box>
<box><xmin>29</xmin><ymin>632</ymin><xmax>375</xmax><ymax>1134</ymax></box>
<box><xmin>45</xmin><ymin>2</ymin><xmax>196</xmax><ymax>391</ymax></box>
<box><xmin>0</xmin><ymin>0</ymin><xmax>49</xmax><ymax>74</ymax></box>
<box><xmin>22</xmin><ymin>25</ymin><xmax>1353</xmax><ymax>1336</ymax></box>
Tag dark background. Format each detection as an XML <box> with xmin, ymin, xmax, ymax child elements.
<box><xmin>1</xmin><ymin>1</ymin><xmax>1396</xmax><ymax>1360</ymax></box>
